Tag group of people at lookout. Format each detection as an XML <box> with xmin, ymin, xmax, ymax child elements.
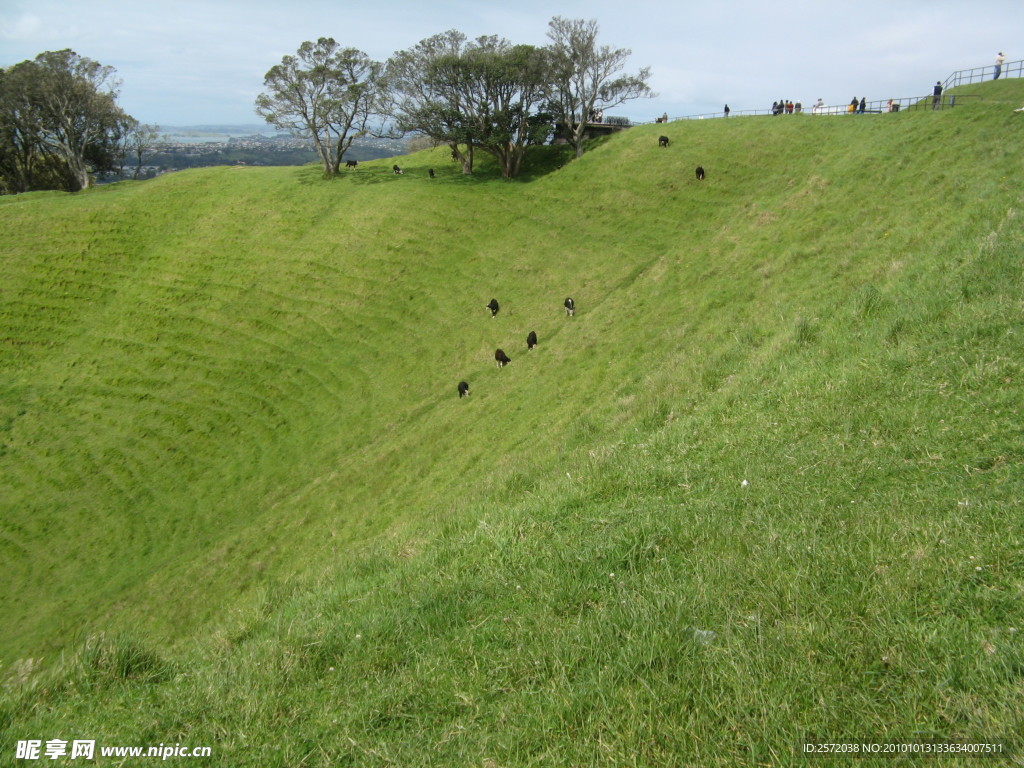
<box><xmin>652</xmin><ymin>51</ymin><xmax>1011</xmax><ymax>123</ymax></box>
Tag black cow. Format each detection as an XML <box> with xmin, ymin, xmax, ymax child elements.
<box><xmin>458</xmin><ymin>381</ymin><xmax>470</xmax><ymax>398</ymax></box>
<box><xmin>486</xmin><ymin>298</ymin><xmax>500</xmax><ymax>318</ymax></box>
<box><xmin>345</xmin><ymin>160</ymin><xmax>358</xmax><ymax>168</ymax></box>
<box><xmin>527</xmin><ymin>330</ymin><xmax>538</xmax><ymax>350</ymax></box>
<box><xmin>695</xmin><ymin>165</ymin><xmax>705</xmax><ymax>181</ymax></box>
<box><xmin>495</xmin><ymin>349</ymin><xmax>511</xmax><ymax>368</ymax></box>
<box><xmin>428</xmin><ymin>169</ymin><xmax>435</xmax><ymax>178</ymax></box>
<box><xmin>658</xmin><ymin>135</ymin><xmax>670</xmax><ymax>148</ymax></box>
<box><xmin>564</xmin><ymin>297</ymin><xmax>575</xmax><ymax>317</ymax></box>
<box><xmin>393</xmin><ymin>164</ymin><xmax>403</xmax><ymax>175</ymax></box>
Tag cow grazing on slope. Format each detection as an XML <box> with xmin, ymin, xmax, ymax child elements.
<box><xmin>564</xmin><ymin>297</ymin><xmax>575</xmax><ymax>317</ymax></box>
<box><xmin>658</xmin><ymin>135</ymin><xmax>670</xmax><ymax>148</ymax></box>
<box><xmin>695</xmin><ymin>165</ymin><xmax>705</xmax><ymax>181</ymax></box>
<box><xmin>486</xmin><ymin>298</ymin><xmax>500</xmax><ymax>318</ymax></box>
<box><xmin>458</xmin><ymin>381</ymin><xmax>470</xmax><ymax>398</ymax></box>
<box><xmin>495</xmin><ymin>349</ymin><xmax>511</xmax><ymax>368</ymax></box>
<box><xmin>527</xmin><ymin>330</ymin><xmax>538</xmax><ymax>350</ymax></box>
<box><xmin>345</xmin><ymin>160</ymin><xmax>358</xmax><ymax>168</ymax></box>
<box><xmin>393</xmin><ymin>165</ymin><xmax>403</xmax><ymax>175</ymax></box>
<box><xmin>428</xmin><ymin>169</ymin><xmax>435</xmax><ymax>178</ymax></box>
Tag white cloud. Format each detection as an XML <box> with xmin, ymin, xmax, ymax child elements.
<box><xmin>0</xmin><ymin>12</ymin><xmax>42</xmax><ymax>40</ymax></box>
<box><xmin>2</xmin><ymin>0</ymin><xmax>1022</xmax><ymax>124</ymax></box>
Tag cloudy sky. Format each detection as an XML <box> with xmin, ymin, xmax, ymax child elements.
<box><xmin>1</xmin><ymin>0</ymin><xmax>1021</xmax><ymax>126</ymax></box>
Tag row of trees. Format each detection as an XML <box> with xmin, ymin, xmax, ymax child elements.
<box><xmin>255</xmin><ymin>18</ymin><xmax>654</xmax><ymax>179</ymax></box>
<box><xmin>0</xmin><ymin>49</ymin><xmax>159</xmax><ymax>193</ymax></box>
<box><xmin>0</xmin><ymin>18</ymin><xmax>650</xmax><ymax>190</ymax></box>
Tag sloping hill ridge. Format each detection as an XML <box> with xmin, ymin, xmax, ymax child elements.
<box><xmin>2</xmin><ymin>81</ymin><xmax>1023</xmax><ymax>765</ymax></box>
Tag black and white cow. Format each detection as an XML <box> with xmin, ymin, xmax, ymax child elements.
<box><xmin>428</xmin><ymin>169</ymin><xmax>435</xmax><ymax>178</ymax></box>
<box><xmin>564</xmin><ymin>297</ymin><xmax>575</xmax><ymax>317</ymax></box>
<box><xmin>658</xmin><ymin>135</ymin><xmax>670</xmax><ymax>148</ymax></box>
<box><xmin>527</xmin><ymin>330</ymin><xmax>538</xmax><ymax>350</ymax></box>
<box><xmin>345</xmin><ymin>160</ymin><xmax>358</xmax><ymax>168</ymax></box>
<box><xmin>393</xmin><ymin>164</ymin><xmax>403</xmax><ymax>175</ymax></box>
<box><xmin>695</xmin><ymin>165</ymin><xmax>705</xmax><ymax>181</ymax></box>
<box><xmin>495</xmin><ymin>349</ymin><xmax>511</xmax><ymax>368</ymax></box>
<box><xmin>458</xmin><ymin>381</ymin><xmax>470</xmax><ymax>398</ymax></box>
<box><xmin>486</xmin><ymin>298</ymin><xmax>500</xmax><ymax>318</ymax></box>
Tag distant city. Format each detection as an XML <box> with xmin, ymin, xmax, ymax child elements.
<box><xmin>122</xmin><ymin>125</ymin><xmax>409</xmax><ymax>180</ymax></box>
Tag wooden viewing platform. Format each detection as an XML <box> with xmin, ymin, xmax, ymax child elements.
<box><xmin>552</xmin><ymin>122</ymin><xmax>631</xmax><ymax>144</ymax></box>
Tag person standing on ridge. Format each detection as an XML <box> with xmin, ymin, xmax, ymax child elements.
<box><xmin>932</xmin><ymin>81</ymin><xmax>943</xmax><ymax>110</ymax></box>
<box><xmin>995</xmin><ymin>52</ymin><xmax>1006</xmax><ymax>80</ymax></box>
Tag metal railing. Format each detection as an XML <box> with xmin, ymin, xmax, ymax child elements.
<box><xmin>622</xmin><ymin>58</ymin><xmax>1022</xmax><ymax>125</ymax></box>
<box><xmin>945</xmin><ymin>58</ymin><xmax>1024</xmax><ymax>89</ymax></box>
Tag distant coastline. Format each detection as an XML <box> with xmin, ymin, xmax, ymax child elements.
<box><xmin>159</xmin><ymin>124</ymin><xmax>293</xmax><ymax>143</ymax></box>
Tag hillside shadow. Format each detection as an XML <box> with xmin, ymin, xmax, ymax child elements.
<box><xmin>336</xmin><ymin>165</ymin><xmax>497</xmax><ymax>186</ymax></box>
<box><xmin>324</xmin><ymin>144</ymin><xmax>576</xmax><ymax>186</ymax></box>
<box><xmin>515</xmin><ymin>145</ymin><xmax>577</xmax><ymax>182</ymax></box>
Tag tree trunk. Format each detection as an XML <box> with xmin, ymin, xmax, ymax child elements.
<box><xmin>499</xmin><ymin>146</ymin><xmax>521</xmax><ymax>179</ymax></box>
<box><xmin>59</xmin><ymin>118</ymin><xmax>92</xmax><ymax>190</ymax></box>
<box><xmin>451</xmin><ymin>142</ymin><xmax>473</xmax><ymax>174</ymax></box>
<box><xmin>310</xmin><ymin>133</ymin><xmax>334</xmax><ymax>176</ymax></box>
<box><xmin>66</xmin><ymin>155</ymin><xmax>89</xmax><ymax>191</ymax></box>
<box><xmin>56</xmin><ymin>136</ymin><xmax>90</xmax><ymax>190</ymax></box>
<box><xmin>572</xmin><ymin>120</ymin><xmax>586</xmax><ymax>158</ymax></box>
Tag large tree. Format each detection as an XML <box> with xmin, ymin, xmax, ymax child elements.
<box><xmin>448</xmin><ymin>38</ymin><xmax>551</xmax><ymax>179</ymax></box>
<box><xmin>255</xmin><ymin>39</ymin><xmax>382</xmax><ymax>176</ymax></box>
<box><xmin>383</xmin><ymin>30</ymin><xmax>478</xmax><ymax>174</ymax></box>
<box><xmin>0</xmin><ymin>63</ymin><xmax>45</xmax><ymax>193</ymax></box>
<box><xmin>125</xmin><ymin>121</ymin><xmax>162</xmax><ymax>180</ymax></box>
<box><xmin>32</xmin><ymin>50</ymin><xmax>128</xmax><ymax>191</ymax></box>
<box><xmin>385</xmin><ymin>34</ymin><xmax>551</xmax><ymax>178</ymax></box>
<box><xmin>0</xmin><ymin>50</ymin><xmax>129</xmax><ymax>192</ymax></box>
<box><xmin>545</xmin><ymin>17</ymin><xmax>654</xmax><ymax>158</ymax></box>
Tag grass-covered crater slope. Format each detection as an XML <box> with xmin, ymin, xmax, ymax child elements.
<box><xmin>2</xmin><ymin>81</ymin><xmax>1023</xmax><ymax>766</ymax></box>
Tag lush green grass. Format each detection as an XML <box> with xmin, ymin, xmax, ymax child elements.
<box><xmin>2</xmin><ymin>82</ymin><xmax>1023</xmax><ymax>765</ymax></box>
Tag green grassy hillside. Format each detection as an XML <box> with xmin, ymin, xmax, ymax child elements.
<box><xmin>2</xmin><ymin>83</ymin><xmax>1023</xmax><ymax>765</ymax></box>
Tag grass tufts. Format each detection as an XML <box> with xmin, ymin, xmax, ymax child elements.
<box><xmin>1</xmin><ymin>79</ymin><xmax>1023</xmax><ymax>765</ymax></box>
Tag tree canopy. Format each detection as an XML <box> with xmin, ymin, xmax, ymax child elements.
<box><xmin>0</xmin><ymin>19</ymin><xmax>655</xmax><ymax>192</ymax></box>
<box><xmin>388</xmin><ymin>35</ymin><xmax>552</xmax><ymax>178</ymax></box>
<box><xmin>255</xmin><ymin>38</ymin><xmax>383</xmax><ymax>177</ymax></box>
<box><xmin>545</xmin><ymin>17</ymin><xmax>654</xmax><ymax>159</ymax></box>
<box><xmin>265</xmin><ymin>17</ymin><xmax>653</xmax><ymax>178</ymax></box>
<box><xmin>0</xmin><ymin>50</ymin><xmax>131</xmax><ymax>193</ymax></box>
<box><xmin>383</xmin><ymin>30</ymin><xmax>478</xmax><ymax>174</ymax></box>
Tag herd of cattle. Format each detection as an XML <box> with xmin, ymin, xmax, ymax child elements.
<box><xmin>453</xmin><ymin>134</ymin><xmax>704</xmax><ymax>399</ymax></box>
<box><xmin>658</xmin><ymin>136</ymin><xmax>706</xmax><ymax>180</ymax></box>
<box><xmin>343</xmin><ymin>160</ymin><xmax>427</xmax><ymax>176</ymax></box>
<box><xmin>346</xmin><ymin>135</ymin><xmax>702</xmax><ymax>399</ymax></box>
<box><xmin>346</xmin><ymin>134</ymin><xmax>704</xmax><ymax>181</ymax></box>
<box><xmin>457</xmin><ymin>297</ymin><xmax>575</xmax><ymax>398</ymax></box>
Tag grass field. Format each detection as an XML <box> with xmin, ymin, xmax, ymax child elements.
<box><xmin>1</xmin><ymin>80</ymin><xmax>1023</xmax><ymax>766</ymax></box>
